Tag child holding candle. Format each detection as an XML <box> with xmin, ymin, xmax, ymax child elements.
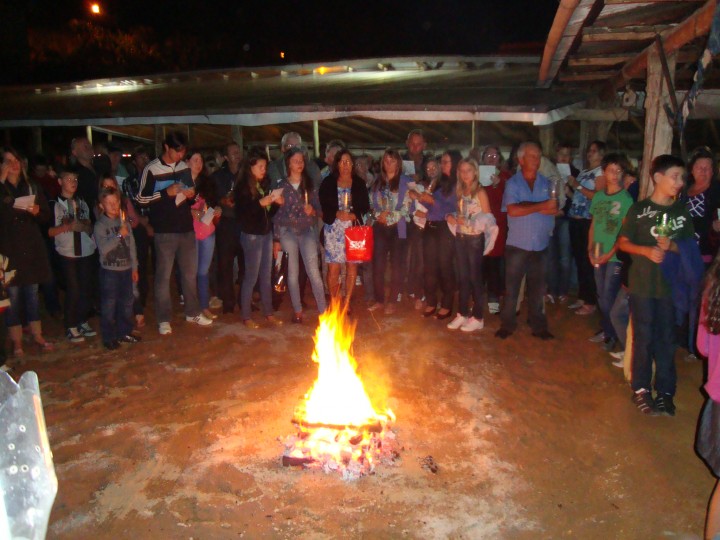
<box><xmin>617</xmin><ymin>154</ymin><xmax>694</xmax><ymax>415</ymax></box>
<box><xmin>93</xmin><ymin>187</ymin><xmax>139</xmax><ymax>350</ymax></box>
<box><xmin>587</xmin><ymin>154</ymin><xmax>634</xmax><ymax>352</ymax></box>
<box><xmin>445</xmin><ymin>158</ymin><xmax>495</xmax><ymax>332</ymax></box>
<box><xmin>49</xmin><ymin>168</ymin><xmax>97</xmax><ymax>343</ymax></box>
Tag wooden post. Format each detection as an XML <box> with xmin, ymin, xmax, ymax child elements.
<box><xmin>186</xmin><ymin>125</ymin><xmax>191</xmax><ymax>146</ymax></box>
<box><xmin>471</xmin><ymin>120</ymin><xmax>477</xmax><ymax>149</ymax></box>
<box><xmin>538</xmin><ymin>125</ymin><xmax>554</xmax><ymax>157</ymax></box>
<box><xmin>313</xmin><ymin>120</ymin><xmax>320</xmax><ymax>159</ymax></box>
<box><xmin>31</xmin><ymin>127</ymin><xmax>42</xmax><ymax>155</ymax></box>
<box><xmin>154</xmin><ymin>125</ymin><xmax>163</xmax><ymax>158</ymax></box>
<box><xmin>639</xmin><ymin>47</ymin><xmax>676</xmax><ymax>199</ymax></box>
<box><xmin>86</xmin><ymin>125</ymin><xmax>93</xmax><ymax>145</ymax></box>
<box><xmin>231</xmin><ymin>125</ymin><xmax>244</xmax><ymax>152</ymax></box>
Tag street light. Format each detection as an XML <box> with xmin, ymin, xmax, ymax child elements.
<box><xmin>90</xmin><ymin>3</ymin><xmax>101</xmax><ymax>15</ymax></box>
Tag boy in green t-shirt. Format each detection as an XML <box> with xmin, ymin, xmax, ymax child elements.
<box><xmin>618</xmin><ymin>154</ymin><xmax>694</xmax><ymax>416</ymax></box>
<box><xmin>588</xmin><ymin>154</ymin><xmax>634</xmax><ymax>352</ymax></box>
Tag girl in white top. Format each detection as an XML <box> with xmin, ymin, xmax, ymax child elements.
<box><xmin>446</xmin><ymin>158</ymin><xmax>496</xmax><ymax>332</ymax></box>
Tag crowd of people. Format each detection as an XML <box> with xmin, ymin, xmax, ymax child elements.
<box><xmin>0</xmin><ymin>130</ymin><xmax>716</xmax><ymax>389</ymax></box>
<box><xmin>3</xmin><ymin>127</ymin><xmax>720</xmax><ymax>535</ymax></box>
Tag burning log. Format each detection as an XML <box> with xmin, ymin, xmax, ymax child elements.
<box><xmin>280</xmin><ymin>300</ymin><xmax>400</xmax><ymax>480</ymax></box>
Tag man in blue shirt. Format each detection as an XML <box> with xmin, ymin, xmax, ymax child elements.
<box><xmin>496</xmin><ymin>142</ymin><xmax>557</xmax><ymax>340</ymax></box>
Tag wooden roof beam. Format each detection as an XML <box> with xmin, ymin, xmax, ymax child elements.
<box><xmin>560</xmin><ymin>70</ymin><xmax>621</xmax><ymax>82</ymax></box>
<box><xmin>538</xmin><ymin>0</ymin><xmax>583</xmax><ymax>87</ymax></box>
<box><xmin>567</xmin><ymin>54</ymin><xmax>634</xmax><ymax>67</ymax></box>
<box><xmin>582</xmin><ymin>25</ymin><xmax>673</xmax><ymax>42</ymax></box>
<box><xmin>610</xmin><ymin>0</ymin><xmax>716</xmax><ymax>89</ymax></box>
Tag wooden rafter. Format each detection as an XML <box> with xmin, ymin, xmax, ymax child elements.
<box><xmin>610</xmin><ymin>0</ymin><xmax>716</xmax><ymax>89</ymax></box>
<box><xmin>582</xmin><ymin>25</ymin><xmax>673</xmax><ymax>42</ymax></box>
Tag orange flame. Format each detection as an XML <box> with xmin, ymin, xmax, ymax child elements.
<box><xmin>288</xmin><ymin>300</ymin><xmax>394</xmax><ymax>470</ymax></box>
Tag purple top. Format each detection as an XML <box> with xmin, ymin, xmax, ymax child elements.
<box><xmin>698</xmin><ymin>300</ymin><xmax>720</xmax><ymax>401</ymax></box>
<box><xmin>272</xmin><ymin>179</ymin><xmax>321</xmax><ymax>234</ymax></box>
<box><xmin>426</xmin><ymin>187</ymin><xmax>457</xmax><ymax>222</ymax></box>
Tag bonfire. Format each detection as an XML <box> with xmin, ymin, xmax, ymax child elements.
<box><xmin>281</xmin><ymin>301</ymin><xmax>399</xmax><ymax>480</ymax></box>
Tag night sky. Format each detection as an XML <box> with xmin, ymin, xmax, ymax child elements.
<box><xmin>11</xmin><ymin>0</ymin><xmax>558</xmax><ymax>83</ymax></box>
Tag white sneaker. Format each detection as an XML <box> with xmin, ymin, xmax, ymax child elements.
<box><xmin>568</xmin><ymin>299</ymin><xmax>584</xmax><ymax>310</ymax></box>
<box><xmin>186</xmin><ymin>314</ymin><xmax>213</xmax><ymax>326</ymax></box>
<box><xmin>209</xmin><ymin>296</ymin><xmax>223</xmax><ymax>310</ymax></box>
<box><xmin>158</xmin><ymin>322</ymin><xmax>173</xmax><ymax>335</ymax></box>
<box><xmin>545</xmin><ymin>294</ymin><xmax>555</xmax><ymax>304</ymax></box>
<box><xmin>609</xmin><ymin>350</ymin><xmax>625</xmax><ymax>360</ymax></box>
<box><xmin>488</xmin><ymin>302</ymin><xmax>500</xmax><ymax>314</ymax></box>
<box><xmin>612</xmin><ymin>359</ymin><xmax>624</xmax><ymax>368</ymax></box>
<box><xmin>460</xmin><ymin>317</ymin><xmax>484</xmax><ymax>332</ymax></box>
<box><xmin>447</xmin><ymin>314</ymin><xmax>467</xmax><ymax>330</ymax></box>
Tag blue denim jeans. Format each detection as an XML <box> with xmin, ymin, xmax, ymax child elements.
<box><xmin>500</xmin><ymin>245</ymin><xmax>548</xmax><ymax>334</ymax></box>
<box><xmin>629</xmin><ymin>294</ymin><xmax>677</xmax><ymax>395</ymax></box>
<box><xmin>240</xmin><ymin>231</ymin><xmax>273</xmax><ymax>319</ymax></box>
<box><xmin>154</xmin><ymin>232</ymin><xmax>200</xmax><ymax>323</ymax></box>
<box><xmin>594</xmin><ymin>261</ymin><xmax>622</xmax><ymax>340</ymax></box>
<box><xmin>455</xmin><ymin>234</ymin><xmax>485</xmax><ymax>319</ymax></box>
<box><xmin>196</xmin><ymin>234</ymin><xmax>216</xmax><ymax>310</ymax></box>
<box><xmin>372</xmin><ymin>224</ymin><xmax>407</xmax><ymax>304</ymax></box>
<box><xmin>278</xmin><ymin>226</ymin><xmax>327</xmax><ymax>314</ymax></box>
<box><xmin>99</xmin><ymin>268</ymin><xmax>134</xmax><ymax>343</ymax></box>
<box><xmin>546</xmin><ymin>217</ymin><xmax>571</xmax><ymax>297</ymax></box>
<box><xmin>5</xmin><ymin>284</ymin><xmax>40</xmax><ymax>327</ymax></box>
<box><xmin>610</xmin><ymin>287</ymin><xmax>629</xmax><ymax>349</ymax></box>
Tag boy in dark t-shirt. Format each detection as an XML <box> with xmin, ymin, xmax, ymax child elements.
<box><xmin>618</xmin><ymin>154</ymin><xmax>693</xmax><ymax>416</ymax></box>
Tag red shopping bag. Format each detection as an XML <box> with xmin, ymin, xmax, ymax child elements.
<box><xmin>345</xmin><ymin>224</ymin><xmax>373</xmax><ymax>262</ymax></box>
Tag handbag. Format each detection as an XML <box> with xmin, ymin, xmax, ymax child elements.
<box><xmin>345</xmin><ymin>222</ymin><xmax>373</xmax><ymax>262</ymax></box>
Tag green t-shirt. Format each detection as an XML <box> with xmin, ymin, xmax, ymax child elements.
<box><xmin>589</xmin><ymin>189</ymin><xmax>634</xmax><ymax>263</ymax></box>
<box><xmin>619</xmin><ymin>198</ymin><xmax>694</xmax><ymax>298</ymax></box>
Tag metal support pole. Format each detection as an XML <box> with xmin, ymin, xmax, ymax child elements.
<box><xmin>313</xmin><ymin>120</ymin><xmax>320</xmax><ymax>159</ymax></box>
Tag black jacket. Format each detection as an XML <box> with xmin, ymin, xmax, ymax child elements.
<box><xmin>318</xmin><ymin>174</ymin><xmax>370</xmax><ymax>226</ymax></box>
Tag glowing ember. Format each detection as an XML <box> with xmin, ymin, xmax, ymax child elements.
<box><xmin>282</xmin><ymin>300</ymin><xmax>399</xmax><ymax>479</ymax></box>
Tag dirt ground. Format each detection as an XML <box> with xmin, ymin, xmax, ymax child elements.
<box><xmin>5</xmin><ymin>292</ymin><xmax>714</xmax><ymax>539</ymax></box>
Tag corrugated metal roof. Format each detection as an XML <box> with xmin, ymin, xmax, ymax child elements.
<box><xmin>0</xmin><ymin>56</ymin><xmax>589</xmax><ymax>128</ymax></box>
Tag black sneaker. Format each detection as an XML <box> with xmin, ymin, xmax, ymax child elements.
<box><xmin>632</xmin><ymin>389</ymin><xmax>659</xmax><ymax>415</ymax></box>
<box><xmin>495</xmin><ymin>328</ymin><xmax>513</xmax><ymax>339</ymax></box>
<box><xmin>104</xmin><ymin>340</ymin><xmax>120</xmax><ymax>350</ymax></box>
<box><xmin>118</xmin><ymin>334</ymin><xmax>141</xmax><ymax>344</ymax></box>
<box><xmin>655</xmin><ymin>393</ymin><xmax>676</xmax><ymax>416</ymax></box>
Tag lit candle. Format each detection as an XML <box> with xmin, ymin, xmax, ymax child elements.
<box><xmin>121</xmin><ymin>209</ymin><xmax>126</xmax><ymax>224</ymax></box>
<box><xmin>304</xmin><ymin>190</ymin><xmax>309</xmax><ymax>205</ymax></box>
<box><xmin>343</xmin><ymin>192</ymin><xmax>349</xmax><ymax>210</ymax></box>
<box><xmin>458</xmin><ymin>198</ymin><xmax>464</xmax><ymax>218</ymax></box>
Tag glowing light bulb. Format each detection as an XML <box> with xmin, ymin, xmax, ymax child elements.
<box><xmin>90</xmin><ymin>3</ymin><xmax>101</xmax><ymax>14</ymax></box>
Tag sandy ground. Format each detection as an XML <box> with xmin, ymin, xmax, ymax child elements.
<box><xmin>5</xmin><ymin>292</ymin><xmax>714</xmax><ymax>540</ymax></box>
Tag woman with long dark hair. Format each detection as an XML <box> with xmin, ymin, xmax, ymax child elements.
<box><xmin>188</xmin><ymin>150</ymin><xmax>221</xmax><ymax>321</ymax></box>
<box><xmin>418</xmin><ymin>149</ymin><xmax>461</xmax><ymax>319</ymax></box>
<box><xmin>367</xmin><ymin>149</ymin><xmax>412</xmax><ymax>315</ymax></box>
<box><xmin>319</xmin><ymin>149</ymin><xmax>370</xmax><ymax>309</ymax></box>
<box><xmin>0</xmin><ymin>146</ymin><xmax>53</xmax><ymax>354</ymax></box>
<box><xmin>234</xmin><ymin>147</ymin><xmax>284</xmax><ymax>328</ymax></box>
<box><xmin>273</xmin><ymin>147</ymin><xmax>326</xmax><ymax>323</ymax></box>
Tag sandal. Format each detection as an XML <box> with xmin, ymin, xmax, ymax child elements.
<box><xmin>35</xmin><ymin>340</ymin><xmax>54</xmax><ymax>352</ymax></box>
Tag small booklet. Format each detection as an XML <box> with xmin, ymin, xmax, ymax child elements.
<box><xmin>175</xmin><ymin>192</ymin><xmax>186</xmax><ymax>206</ymax></box>
<box><xmin>13</xmin><ymin>194</ymin><xmax>35</xmax><ymax>211</ymax></box>
<box><xmin>478</xmin><ymin>166</ymin><xmax>496</xmax><ymax>187</ymax></box>
<box><xmin>402</xmin><ymin>161</ymin><xmax>416</xmax><ymax>176</ymax></box>
<box><xmin>270</xmin><ymin>188</ymin><xmax>284</xmax><ymax>202</ymax></box>
<box><xmin>201</xmin><ymin>207</ymin><xmax>215</xmax><ymax>225</ymax></box>
<box><xmin>556</xmin><ymin>163</ymin><xmax>571</xmax><ymax>180</ymax></box>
